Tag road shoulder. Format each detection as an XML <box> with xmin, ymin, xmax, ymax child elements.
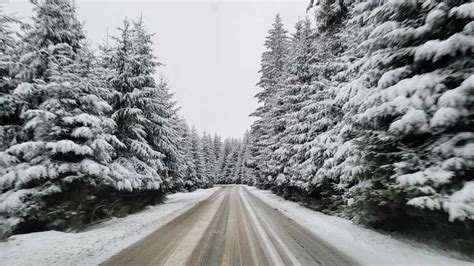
<box><xmin>0</xmin><ymin>187</ymin><xmax>220</xmax><ymax>266</ymax></box>
<box><xmin>245</xmin><ymin>186</ymin><xmax>471</xmax><ymax>265</ymax></box>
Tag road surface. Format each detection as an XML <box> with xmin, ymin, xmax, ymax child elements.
<box><xmin>103</xmin><ymin>185</ymin><xmax>355</xmax><ymax>266</ymax></box>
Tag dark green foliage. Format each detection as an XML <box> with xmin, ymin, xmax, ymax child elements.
<box><xmin>241</xmin><ymin>0</ymin><xmax>474</xmax><ymax>256</ymax></box>
<box><xmin>0</xmin><ymin>1</ymin><xmax>215</xmax><ymax>239</ymax></box>
<box><xmin>14</xmin><ymin>181</ymin><xmax>164</xmax><ymax>234</ymax></box>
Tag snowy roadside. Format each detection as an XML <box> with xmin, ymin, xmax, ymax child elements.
<box><xmin>0</xmin><ymin>187</ymin><xmax>220</xmax><ymax>266</ymax></box>
<box><xmin>246</xmin><ymin>186</ymin><xmax>472</xmax><ymax>265</ymax></box>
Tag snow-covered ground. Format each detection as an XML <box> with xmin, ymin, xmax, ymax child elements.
<box><xmin>247</xmin><ymin>186</ymin><xmax>472</xmax><ymax>265</ymax></box>
<box><xmin>0</xmin><ymin>187</ymin><xmax>219</xmax><ymax>266</ymax></box>
<box><xmin>2</xmin><ymin>185</ymin><xmax>471</xmax><ymax>265</ymax></box>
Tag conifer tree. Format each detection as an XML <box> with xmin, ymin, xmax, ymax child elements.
<box><xmin>249</xmin><ymin>14</ymin><xmax>289</xmax><ymax>188</ymax></box>
<box><xmin>190</xmin><ymin>127</ymin><xmax>208</xmax><ymax>188</ymax></box>
<box><xmin>233</xmin><ymin>139</ymin><xmax>245</xmax><ymax>184</ymax></box>
<box><xmin>234</xmin><ymin>131</ymin><xmax>252</xmax><ymax>184</ymax></box>
<box><xmin>349</xmin><ymin>0</ymin><xmax>474</xmax><ymax>225</ymax></box>
<box><xmin>211</xmin><ymin>134</ymin><xmax>222</xmax><ymax>183</ymax></box>
<box><xmin>220</xmin><ymin>139</ymin><xmax>239</xmax><ymax>184</ymax></box>
<box><xmin>0</xmin><ymin>0</ymin><xmax>117</xmax><ymax>236</ymax></box>
<box><xmin>177</xmin><ymin>120</ymin><xmax>197</xmax><ymax>190</ymax></box>
<box><xmin>154</xmin><ymin>77</ymin><xmax>184</xmax><ymax>191</ymax></box>
<box><xmin>226</xmin><ymin>139</ymin><xmax>241</xmax><ymax>183</ymax></box>
<box><xmin>242</xmin><ymin>131</ymin><xmax>256</xmax><ymax>185</ymax></box>
<box><xmin>201</xmin><ymin>133</ymin><xmax>217</xmax><ymax>184</ymax></box>
<box><xmin>212</xmin><ymin>134</ymin><xmax>222</xmax><ymax>164</ymax></box>
<box><xmin>108</xmin><ymin>18</ymin><xmax>164</xmax><ymax>192</ymax></box>
<box><xmin>216</xmin><ymin>138</ymin><xmax>232</xmax><ymax>183</ymax></box>
<box><xmin>271</xmin><ymin>17</ymin><xmax>316</xmax><ymax>191</ymax></box>
<box><xmin>311</xmin><ymin>0</ymin><xmax>347</xmax><ymax>33</ymax></box>
<box><xmin>0</xmin><ymin>8</ymin><xmax>21</xmax><ymax>151</ymax></box>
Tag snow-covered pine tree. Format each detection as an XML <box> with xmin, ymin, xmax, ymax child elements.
<box><xmin>241</xmin><ymin>131</ymin><xmax>256</xmax><ymax>185</ymax></box>
<box><xmin>270</xmin><ymin>17</ymin><xmax>316</xmax><ymax>195</ymax></box>
<box><xmin>244</xmin><ymin>132</ymin><xmax>258</xmax><ymax>186</ymax></box>
<box><xmin>107</xmin><ymin>18</ymin><xmax>164</xmax><ymax>192</ymax></box>
<box><xmin>232</xmin><ymin>138</ymin><xmax>245</xmax><ymax>184</ymax></box>
<box><xmin>153</xmin><ymin>77</ymin><xmax>184</xmax><ymax>191</ymax></box>
<box><xmin>227</xmin><ymin>139</ymin><xmax>242</xmax><ymax>184</ymax></box>
<box><xmin>201</xmin><ymin>132</ymin><xmax>217</xmax><ymax>184</ymax></box>
<box><xmin>177</xmin><ymin>120</ymin><xmax>197</xmax><ymax>191</ymax></box>
<box><xmin>293</xmin><ymin>0</ymin><xmax>355</xmax><ymax>209</ymax></box>
<box><xmin>190</xmin><ymin>127</ymin><xmax>208</xmax><ymax>188</ymax></box>
<box><xmin>211</xmin><ymin>134</ymin><xmax>222</xmax><ymax>183</ymax></box>
<box><xmin>270</xmin><ymin>0</ymin><xmax>360</xmax><ymax>212</ymax></box>
<box><xmin>131</xmin><ymin>17</ymin><xmax>183</xmax><ymax>191</ymax></box>
<box><xmin>212</xmin><ymin>134</ymin><xmax>222</xmax><ymax>161</ymax></box>
<box><xmin>0</xmin><ymin>6</ymin><xmax>15</xmax><ymax>55</ymax></box>
<box><xmin>219</xmin><ymin>138</ymin><xmax>237</xmax><ymax>183</ymax></box>
<box><xmin>350</xmin><ymin>0</ymin><xmax>474</xmax><ymax>228</ymax></box>
<box><xmin>232</xmin><ymin>130</ymin><xmax>252</xmax><ymax>184</ymax></box>
<box><xmin>309</xmin><ymin>0</ymin><xmax>347</xmax><ymax>33</ymax></box>
<box><xmin>0</xmin><ymin>8</ymin><xmax>22</xmax><ymax>152</ymax></box>
<box><xmin>215</xmin><ymin>138</ymin><xmax>232</xmax><ymax>183</ymax></box>
<box><xmin>249</xmin><ymin>14</ymin><xmax>289</xmax><ymax>188</ymax></box>
<box><xmin>220</xmin><ymin>138</ymin><xmax>232</xmax><ymax>184</ymax></box>
<box><xmin>0</xmin><ymin>0</ymin><xmax>118</xmax><ymax>236</ymax></box>
<box><xmin>97</xmin><ymin>36</ymin><xmax>115</xmax><ymax>88</ymax></box>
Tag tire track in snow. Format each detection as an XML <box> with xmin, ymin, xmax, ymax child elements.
<box><xmin>102</xmin><ymin>185</ymin><xmax>355</xmax><ymax>266</ymax></box>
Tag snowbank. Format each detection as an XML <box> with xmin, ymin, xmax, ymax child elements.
<box><xmin>0</xmin><ymin>187</ymin><xmax>220</xmax><ymax>265</ymax></box>
<box><xmin>246</xmin><ymin>186</ymin><xmax>472</xmax><ymax>265</ymax></box>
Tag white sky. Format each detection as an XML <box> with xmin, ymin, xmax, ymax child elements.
<box><xmin>4</xmin><ymin>0</ymin><xmax>308</xmax><ymax>138</ymax></box>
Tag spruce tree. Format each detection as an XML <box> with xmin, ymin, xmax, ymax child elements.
<box><xmin>0</xmin><ymin>8</ymin><xmax>21</xmax><ymax>151</ymax></box>
<box><xmin>221</xmin><ymin>139</ymin><xmax>240</xmax><ymax>184</ymax></box>
<box><xmin>312</xmin><ymin>0</ymin><xmax>347</xmax><ymax>33</ymax></box>
<box><xmin>108</xmin><ymin>18</ymin><xmax>163</xmax><ymax>192</ymax></box>
<box><xmin>154</xmin><ymin>77</ymin><xmax>184</xmax><ymax>191</ymax></box>
<box><xmin>133</xmin><ymin>17</ymin><xmax>180</xmax><ymax>190</ymax></box>
<box><xmin>201</xmin><ymin>133</ymin><xmax>217</xmax><ymax>184</ymax></box>
<box><xmin>0</xmin><ymin>0</ymin><xmax>117</xmax><ymax>236</ymax></box>
<box><xmin>189</xmin><ymin>127</ymin><xmax>207</xmax><ymax>188</ymax></box>
<box><xmin>216</xmin><ymin>138</ymin><xmax>232</xmax><ymax>183</ymax></box>
<box><xmin>212</xmin><ymin>134</ymin><xmax>222</xmax><ymax>165</ymax></box>
<box><xmin>177</xmin><ymin>120</ymin><xmax>197</xmax><ymax>191</ymax></box>
<box><xmin>271</xmin><ymin>17</ymin><xmax>316</xmax><ymax>192</ymax></box>
<box><xmin>232</xmin><ymin>131</ymin><xmax>252</xmax><ymax>184</ymax></box>
<box><xmin>350</xmin><ymin>0</ymin><xmax>474</xmax><ymax>225</ymax></box>
<box><xmin>239</xmin><ymin>131</ymin><xmax>253</xmax><ymax>184</ymax></box>
<box><xmin>249</xmin><ymin>14</ymin><xmax>289</xmax><ymax>188</ymax></box>
<box><xmin>211</xmin><ymin>134</ymin><xmax>222</xmax><ymax>183</ymax></box>
<box><xmin>290</xmin><ymin>0</ymin><xmax>356</xmax><ymax>209</ymax></box>
<box><xmin>226</xmin><ymin>139</ymin><xmax>241</xmax><ymax>183</ymax></box>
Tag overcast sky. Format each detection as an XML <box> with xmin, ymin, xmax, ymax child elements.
<box><xmin>4</xmin><ymin>0</ymin><xmax>308</xmax><ymax>138</ymax></box>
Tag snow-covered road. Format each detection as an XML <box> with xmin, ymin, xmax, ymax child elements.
<box><xmin>1</xmin><ymin>185</ymin><xmax>470</xmax><ymax>265</ymax></box>
<box><xmin>103</xmin><ymin>185</ymin><xmax>354</xmax><ymax>265</ymax></box>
